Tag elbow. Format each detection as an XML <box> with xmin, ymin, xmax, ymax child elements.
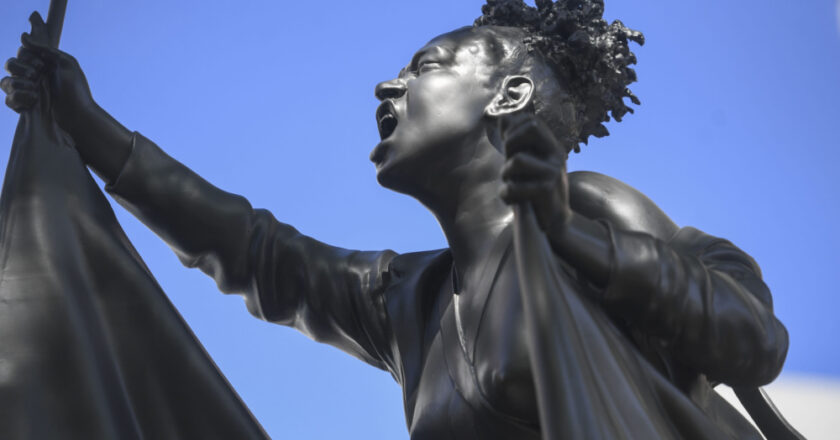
<box><xmin>701</xmin><ymin>271</ymin><xmax>788</xmax><ymax>386</ymax></box>
<box><xmin>749</xmin><ymin>319</ymin><xmax>789</xmax><ymax>386</ymax></box>
<box><xmin>177</xmin><ymin>250</ymin><xmax>250</xmax><ymax>294</ymax></box>
<box><xmin>711</xmin><ymin>318</ymin><xmax>789</xmax><ymax>387</ymax></box>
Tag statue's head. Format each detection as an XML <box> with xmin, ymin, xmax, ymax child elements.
<box><xmin>370</xmin><ymin>0</ymin><xmax>643</xmax><ymax>194</ymax></box>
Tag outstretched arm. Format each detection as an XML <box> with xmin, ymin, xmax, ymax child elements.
<box><xmin>106</xmin><ymin>134</ymin><xmax>397</xmax><ymax>370</ymax></box>
<box><xmin>500</xmin><ymin>114</ymin><xmax>787</xmax><ymax>387</ymax></box>
<box><xmin>2</xmin><ymin>13</ymin><xmax>399</xmax><ymax>372</ymax></box>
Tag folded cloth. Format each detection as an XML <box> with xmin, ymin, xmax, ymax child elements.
<box><xmin>513</xmin><ymin>206</ymin><xmax>759</xmax><ymax>440</ymax></box>
<box><xmin>0</xmin><ymin>95</ymin><xmax>267</xmax><ymax>439</ymax></box>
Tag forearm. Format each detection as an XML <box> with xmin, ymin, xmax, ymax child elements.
<box><xmin>606</xmin><ymin>227</ymin><xmax>787</xmax><ymax>385</ymax></box>
<box><xmin>104</xmin><ymin>136</ymin><xmax>397</xmax><ymax>368</ymax></box>
<box><xmin>547</xmin><ymin>216</ymin><xmax>788</xmax><ymax>386</ymax></box>
<box><xmin>69</xmin><ymin>102</ymin><xmax>132</xmax><ymax>183</ymax></box>
<box><xmin>105</xmin><ymin>133</ymin><xmax>256</xmax><ymax>293</ymax></box>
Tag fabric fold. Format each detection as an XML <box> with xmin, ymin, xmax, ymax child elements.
<box><xmin>0</xmin><ymin>96</ymin><xmax>267</xmax><ymax>438</ymax></box>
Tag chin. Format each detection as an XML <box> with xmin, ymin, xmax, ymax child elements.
<box><xmin>374</xmin><ymin>156</ymin><xmax>421</xmax><ymax>197</ymax></box>
<box><xmin>372</xmin><ymin>138</ymin><xmax>406</xmax><ymax>190</ymax></box>
<box><xmin>375</xmin><ymin>160</ymin><xmax>406</xmax><ymax>192</ymax></box>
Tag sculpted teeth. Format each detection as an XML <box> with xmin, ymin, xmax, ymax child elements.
<box><xmin>378</xmin><ymin>115</ymin><xmax>395</xmax><ymax>139</ymax></box>
<box><xmin>377</xmin><ymin>104</ymin><xmax>398</xmax><ymax>139</ymax></box>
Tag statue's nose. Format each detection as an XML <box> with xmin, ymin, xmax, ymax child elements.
<box><xmin>375</xmin><ymin>78</ymin><xmax>406</xmax><ymax>101</ymax></box>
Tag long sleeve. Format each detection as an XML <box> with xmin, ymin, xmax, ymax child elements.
<box><xmin>602</xmin><ymin>224</ymin><xmax>788</xmax><ymax>387</ymax></box>
<box><xmin>105</xmin><ymin>133</ymin><xmax>398</xmax><ymax>371</ymax></box>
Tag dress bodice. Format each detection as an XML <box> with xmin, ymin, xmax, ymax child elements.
<box><xmin>400</xmin><ymin>231</ymin><xmax>541</xmax><ymax>439</ymax></box>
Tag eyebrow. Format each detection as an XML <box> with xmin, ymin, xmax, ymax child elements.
<box><xmin>408</xmin><ymin>48</ymin><xmax>432</xmax><ymax>72</ymax></box>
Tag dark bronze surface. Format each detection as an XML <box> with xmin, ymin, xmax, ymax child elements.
<box><xmin>0</xmin><ymin>3</ymin><xmax>267</xmax><ymax>439</ymax></box>
<box><xmin>0</xmin><ymin>1</ymin><xmax>799</xmax><ymax>439</ymax></box>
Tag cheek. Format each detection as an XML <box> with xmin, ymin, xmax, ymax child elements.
<box><xmin>407</xmin><ymin>76</ymin><xmax>490</xmax><ymax>132</ymax></box>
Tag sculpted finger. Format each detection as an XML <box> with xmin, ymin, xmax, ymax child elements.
<box><xmin>28</xmin><ymin>12</ymin><xmax>50</xmax><ymax>44</ymax></box>
<box><xmin>0</xmin><ymin>76</ymin><xmax>36</xmax><ymax>94</ymax></box>
<box><xmin>502</xmin><ymin>116</ymin><xmax>558</xmax><ymax>157</ymax></box>
<box><xmin>29</xmin><ymin>11</ymin><xmax>47</xmax><ymax>28</ymax></box>
<box><xmin>498</xmin><ymin>112</ymin><xmax>531</xmax><ymax>137</ymax></box>
<box><xmin>502</xmin><ymin>116</ymin><xmax>540</xmax><ymax>146</ymax></box>
<box><xmin>502</xmin><ymin>153</ymin><xmax>556</xmax><ymax>181</ymax></box>
<box><xmin>499</xmin><ymin>182</ymin><xmax>515</xmax><ymax>204</ymax></box>
<box><xmin>5</xmin><ymin>57</ymin><xmax>37</xmax><ymax>79</ymax></box>
<box><xmin>500</xmin><ymin>181</ymin><xmax>552</xmax><ymax>204</ymax></box>
<box><xmin>501</xmin><ymin>180</ymin><xmax>562</xmax><ymax>229</ymax></box>
<box><xmin>16</xmin><ymin>47</ymin><xmax>46</xmax><ymax>71</ymax></box>
<box><xmin>5</xmin><ymin>89</ymin><xmax>38</xmax><ymax>112</ymax></box>
<box><xmin>21</xmin><ymin>33</ymin><xmax>60</xmax><ymax>63</ymax></box>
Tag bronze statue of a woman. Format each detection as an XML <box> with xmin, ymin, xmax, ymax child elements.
<box><xmin>1</xmin><ymin>0</ymin><xmax>792</xmax><ymax>438</ymax></box>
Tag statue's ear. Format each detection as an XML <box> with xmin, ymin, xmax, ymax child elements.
<box><xmin>485</xmin><ymin>75</ymin><xmax>535</xmax><ymax>117</ymax></box>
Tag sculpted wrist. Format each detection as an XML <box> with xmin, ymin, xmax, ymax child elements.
<box><xmin>68</xmin><ymin>102</ymin><xmax>133</xmax><ymax>182</ymax></box>
<box><xmin>64</xmin><ymin>100</ymin><xmax>102</xmax><ymax>139</ymax></box>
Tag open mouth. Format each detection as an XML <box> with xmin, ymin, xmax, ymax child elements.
<box><xmin>376</xmin><ymin>101</ymin><xmax>398</xmax><ymax>140</ymax></box>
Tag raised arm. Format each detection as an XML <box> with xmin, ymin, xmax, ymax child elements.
<box><xmin>2</xmin><ymin>14</ymin><xmax>398</xmax><ymax>371</ymax></box>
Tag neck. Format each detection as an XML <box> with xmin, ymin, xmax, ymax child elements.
<box><xmin>441</xmin><ymin>185</ymin><xmax>512</xmax><ymax>294</ymax></box>
<box><xmin>417</xmin><ymin>136</ymin><xmax>512</xmax><ymax>293</ymax></box>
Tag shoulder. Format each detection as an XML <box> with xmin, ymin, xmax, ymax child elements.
<box><xmin>388</xmin><ymin>248</ymin><xmax>451</xmax><ymax>277</ymax></box>
<box><xmin>568</xmin><ymin>171</ymin><xmax>679</xmax><ymax>241</ymax></box>
<box><xmin>385</xmin><ymin>248</ymin><xmax>452</xmax><ymax>308</ymax></box>
<box><xmin>382</xmin><ymin>248</ymin><xmax>453</xmax><ymax>372</ymax></box>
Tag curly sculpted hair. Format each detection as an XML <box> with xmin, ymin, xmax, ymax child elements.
<box><xmin>475</xmin><ymin>0</ymin><xmax>644</xmax><ymax>152</ymax></box>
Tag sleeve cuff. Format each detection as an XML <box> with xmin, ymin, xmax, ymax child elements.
<box><xmin>104</xmin><ymin>131</ymin><xmax>179</xmax><ymax>207</ymax></box>
<box><xmin>104</xmin><ymin>132</ymin><xmax>141</xmax><ymax>193</ymax></box>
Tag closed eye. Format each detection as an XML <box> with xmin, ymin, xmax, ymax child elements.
<box><xmin>417</xmin><ymin>61</ymin><xmax>441</xmax><ymax>74</ymax></box>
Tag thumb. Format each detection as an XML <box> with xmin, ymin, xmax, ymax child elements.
<box><xmin>20</xmin><ymin>32</ymin><xmax>62</xmax><ymax>66</ymax></box>
<box><xmin>27</xmin><ymin>12</ymin><xmax>51</xmax><ymax>47</ymax></box>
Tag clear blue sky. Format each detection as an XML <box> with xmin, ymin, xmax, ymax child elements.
<box><xmin>1</xmin><ymin>1</ymin><xmax>839</xmax><ymax>438</ymax></box>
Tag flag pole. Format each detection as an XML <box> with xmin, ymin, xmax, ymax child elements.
<box><xmin>45</xmin><ymin>0</ymin><xmax>68</xmax><ymax>49</ymax></box>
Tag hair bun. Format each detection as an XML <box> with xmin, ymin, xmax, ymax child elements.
<box><xmin>476</xmin><ymin>0</ymin><xmax>643</xmax><ymax>150</ymax></box>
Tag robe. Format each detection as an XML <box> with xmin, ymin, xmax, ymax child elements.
<box><xmin>102</xmin><ymin>132</ymin><xmax>789</xmax><ymax>439</ymax></box>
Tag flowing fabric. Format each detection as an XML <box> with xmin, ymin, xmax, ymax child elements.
<box><xmin>514</xmin><ymin>206</ymin><xmax>739</xmax><ymax>440</ymax></box>
<box><xmin>0</xmin><ymin>91</ymin><xmax>267</xmax><ymax>438</ymax></box>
